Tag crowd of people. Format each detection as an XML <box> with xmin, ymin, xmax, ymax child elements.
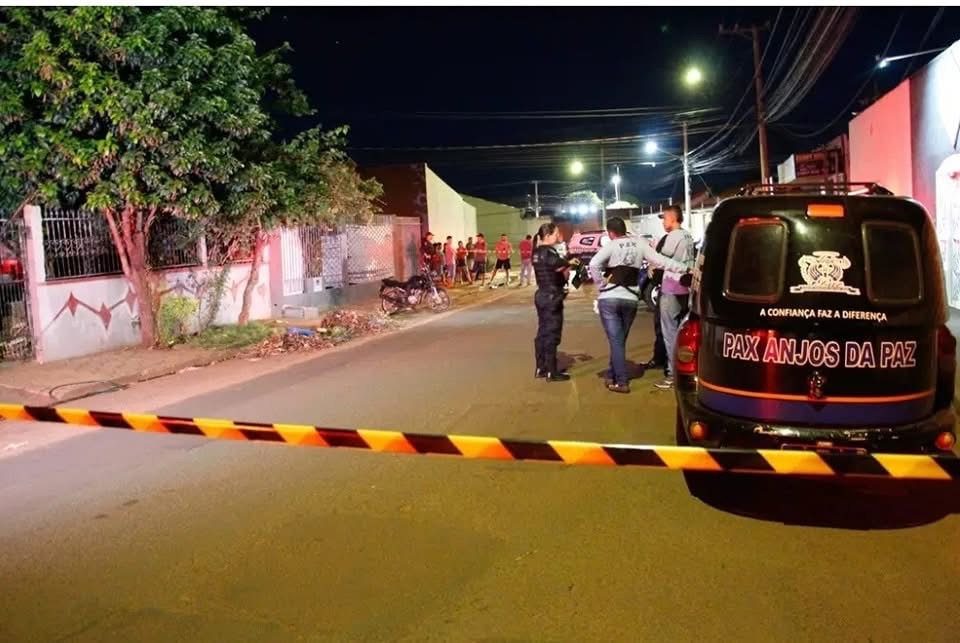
<box><xmin>419</xmin><ymin>211</ymin><xmax>694</xmax><ymax>395</ymax></box>
<box><xmin>419</xmin><ymin>231</ymin><xmax>536</xmax><ymax>289</ymax></box>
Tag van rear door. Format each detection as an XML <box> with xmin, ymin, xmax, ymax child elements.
<box><xmin>696</xmin><ymin>202</ymin><xmax>939</xmax><ymax>427</ymax></box>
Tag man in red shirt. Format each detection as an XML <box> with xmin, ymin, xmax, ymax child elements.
<box><xmin>489</xmin><ymin>233</ymin><xmax>513</xmax><ymax>288</ymax></box>
<box><xmin>472</xmin><ymin>233</ymin><xmax>488</xmax><ymax>286</ymax></box>
<box><xmin>518</xmin><ymin>234</ymin><xmax>534</xmax><ymax>287</ymax></box>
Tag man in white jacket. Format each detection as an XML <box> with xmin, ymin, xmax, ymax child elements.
<box><xmin>588</xmin><ymin>217</ymin><xmax>690</xmax><ymax>394</ymax></box>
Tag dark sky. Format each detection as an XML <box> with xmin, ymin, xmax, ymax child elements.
<box><xmin>249</xmin><ymin>7</ymin><xmax>960</xmax><ymax>208</ymax></box>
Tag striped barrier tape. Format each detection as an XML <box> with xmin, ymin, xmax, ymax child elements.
<box><xmin>1</xmin><ymin>403</ymin><xmax>958</xmax><ymax>480</ymax></box>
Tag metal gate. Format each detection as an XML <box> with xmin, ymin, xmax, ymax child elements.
<box><xmin>0</xmin><ymin>216</ymin><xmax>33</xmax><ymax>361</ymax></box>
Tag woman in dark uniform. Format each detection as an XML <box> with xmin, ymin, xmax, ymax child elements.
<box><xmin>532</xmin><ymin>222</ymin><xmax>577</xmax><ymax>382</ymax></box>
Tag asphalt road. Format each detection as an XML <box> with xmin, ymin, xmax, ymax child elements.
<box><xmin>2</xmin><ymin>287</ymin><xmax>960</xmax><ymax>642</ymax></box>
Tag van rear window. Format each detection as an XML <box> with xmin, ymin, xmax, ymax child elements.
<box><xmin>862</xmin><ymin>222</ymin><xmax>922</xmax><ymax>305</ymax></box>
<box><xmin>723</xmin><ymin>219</ymin><xmax>787</xmax><ymax>303</ymax></box>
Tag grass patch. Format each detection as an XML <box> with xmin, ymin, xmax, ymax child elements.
<box><xmin>189</xmin><ymin>322</ymin><xmax>275</xmax><ymax>350</ymax></box>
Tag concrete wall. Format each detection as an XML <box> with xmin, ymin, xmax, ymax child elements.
<box><xmin>849</xmin><ymin>80</ymin><xmax>914</xmax><ymax>197</ymax></box>
<box><xmin>23</xmin><ymin>206</ymin><xmax>272</xmax><ymax>362</ymax></box>
<box><xmin>463</xmin><ymin>195</ymin><xmax>549</xmax><ymax>262</ymax></box>
<box><xmin>424</xmin><ymin>165</ymin><xmax>476</xmax><ymax>244</ymax></box>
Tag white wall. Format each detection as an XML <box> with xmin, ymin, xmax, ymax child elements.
<box><xmin>424</xmin><ymin>165</ymin><xmax>476</xmax><ymax>244</ymax></box>
<box><xmin>22</xmin><ymin>207</ymin><xmax>272</xmax><ymax>362</ymax></box>
<box><xmin>848</xmin><ymin>80</ymin><xmax>914</xmax><ymax>197</ymax></box>
<box><xmin>33</xmin><ymin>263</ymin><xmax>272</xmax><ymax>362</ymax></box>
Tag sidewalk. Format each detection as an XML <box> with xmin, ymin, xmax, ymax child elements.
<box><xmin>0</xmin><ymin>281</ymin><xmax>513</xmax><ymax>407</ymax></box>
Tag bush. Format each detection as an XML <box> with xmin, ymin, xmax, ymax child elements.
<box><xmin>189</xmin><ymin>322</ymin><xmax>274</xmax><ymax>350</ymax></box>
<box><xmin>158</xmin><ymin>295</ymin><xmax>199</xmax><ymax>346</ymax></box>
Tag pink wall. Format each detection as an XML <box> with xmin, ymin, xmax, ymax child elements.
<box><xmin>848</xmin><ymin>80</ymin><xmax>914</xmax><ymax>197</ymax></box>
<box><xmin>21</xmin><ymin>208</ymin><xmax>272</xmax><ymax>362</ymax></box>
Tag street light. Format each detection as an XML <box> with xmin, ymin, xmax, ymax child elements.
<box><xmin>569</xmin><ymin>160</ymin><xmax>584</xmax><ymax>176</ymax></box>
<box><xmin>610</xmin><ymin>167</ymin><xmax>622</xmax><ymax>202</ymax></box>
<box><xmin>684</xmin><ymin>66</ymin><xmax>703</xmax><ymax>87</ymax></box>
<box><xmin>877</xmin><ymin>47</ymin><xmax>947</xmax><ymax>69</ymax></box>
<box><xmin>644</xmin><ymin>125</ymin><xmax>693</xmax><ymax>220</ymax></box>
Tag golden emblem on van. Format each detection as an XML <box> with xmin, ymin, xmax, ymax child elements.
<box><xmin>789</xmin><ymin>251</ymin><xmax>861</xmax><ymax>296</ymax></box>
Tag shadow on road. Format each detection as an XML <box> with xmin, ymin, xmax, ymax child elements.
<box><xmin>683</xmin><ymin>472</ymin><xmax>960</xmax><ymax>530</ymax></box>
<box><xmin>592</xmin><ymin>359</ymin><xmax>652</xmax><ymax>382</ymax></box>
<box><xmin>558</xmin><ymin>351</ymin><xmax>593</xmax><ymax>372</ymax></box>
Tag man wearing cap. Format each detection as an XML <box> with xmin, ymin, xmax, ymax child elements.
<box><xmin>653</xmin><ymin>205</ymin><xmax>694</xmax><ymax>390</ymax></box>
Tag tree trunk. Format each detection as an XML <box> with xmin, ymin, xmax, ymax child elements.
<box><xmin>129</xmin><ymin>230</ymin><xmax>156</xmax><ymax>347</ymax></box>
<box><xmin>103</xmin><ymin>206</ymin><xmax>158</xmax><ymax>347</ymax></box>
<box><xmin>238</xmin><ymin>229</ymin><xmax>266</xmax><ymax>326</ymax></box>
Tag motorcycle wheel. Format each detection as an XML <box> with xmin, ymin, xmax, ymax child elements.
<box><xmin>381</xmin><ymin>288</ymin><xmax>403</xmax><ymax>315</ymax></box>
<box><xmin>643</xmin><ymin>283</ymin><xmax>659</xmax><ymax>312</ymax></box>
<box><xmin>428</xmin><ymin>288</ymin><xmax>451</xmax><ymax>312</ymax></box>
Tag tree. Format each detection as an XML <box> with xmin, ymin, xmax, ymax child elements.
<box><xmin>0</xmin><ymin>7</ymin><xmax>284</xmax><ymax>346</ymax></box>
<box><xmin>217</xmin><ymin>125</ymin><xmax>382</xmax><ymax>326</ymax></box>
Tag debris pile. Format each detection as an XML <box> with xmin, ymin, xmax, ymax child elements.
<box><xmin>241</xmin><ymin>309</ymin><xmax>395</xmax><ymax>358</ymax></box>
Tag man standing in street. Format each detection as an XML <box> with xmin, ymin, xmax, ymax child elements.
<box><xmin>466</xmin><ymin>236</ymin><xmax>475</xmax><ymax>274</ymax></box>
<box><xmin>489</xmin><ymin>233</ymin><xmax>513</xmax><ymax>288</ymax></box>
<box><xmin>472</xmin><ymin>233</ymin><xmax>488</xmax><ymax>286</ymax></box>
<box><xmin>421</xmin><ymin>232</ymin><xmax>436</xmax><ymax>275</ymax></box>
<box><xmin>589</xmin><ymin>217</ymin><xmax>689</xmax><ymax>393</ymax></box>
<box><xmin>443</xmin><ymin>236</ymin><xmax>455</xmax><ymax>286</ymax></box>
<box><xmin>518</xmin><ymin>234</ymin><xmax>534</xmax><ymax>287</ymax></box>
<box><xmin>653</xmin><ymin>205</ymin><xmax>694</xmax><ymax>390</ymax></box>
<box><xmin>643</xmin><ymin>235</ymin><xmax>668</xmax><ymax>373</ymax></box>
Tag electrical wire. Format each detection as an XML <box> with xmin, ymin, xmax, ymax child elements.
<box><xmin>899</xmin><ymin>7</ymin><xmax>945</xmax><ymax>82</ymax></box>
<box><xmin>774</xmin><ymin>10</ymin><xmax>904</xmax><ymax>140</ymax></box>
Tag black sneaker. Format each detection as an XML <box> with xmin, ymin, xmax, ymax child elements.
<box><xmin>535</xmin><ymin>368</ymin><xmax>546</xmax><ymax>379</ymax></box>
<box><xmin>643</xmin><ymin>359</ymin><xmax>666</xmax><ymax>370</ymax></box>
<box><xmin>607</xmin><ymin>383</ymin><xmax>630</xmax><ymax>394</ymax></box>
<box><xmin>546</xmin><ymin>372</ymin><xmax>571</xmax><ymax>382</ymax></box>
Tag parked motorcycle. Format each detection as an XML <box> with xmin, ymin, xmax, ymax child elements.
<box><xmin>380</xmin><ymin>274</ymin><xmax>451</xmax><ymax>315</ymax></box>
<box><xmin>638</xmin><ymin>259</ymin><xmax>659</xmax><ymax>312</ymax></box>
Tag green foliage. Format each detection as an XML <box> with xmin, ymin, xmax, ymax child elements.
<box><xmin>0</xmin><ymin>7</ymin><xmax>292</xmax><ymax>218</ymax></box>
<box><xmin>157</xmin><ymin>295</ymin><xmax>199</xmax><ymax>345</ymax></box>
<box><xmin>198</xmin><ymin>267</ymin><xmax>229</xmax><ymax>330</ymax></box>
<box><xmin>189</xmin><ymin>321</ymin><xmax>273</xmax><ymax>350</ymax></box>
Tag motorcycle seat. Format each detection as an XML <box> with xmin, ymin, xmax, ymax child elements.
<box><xmin>381</xmin><ymin>277</ymin><xmax>405</xmax><ymax>288</ymax></box>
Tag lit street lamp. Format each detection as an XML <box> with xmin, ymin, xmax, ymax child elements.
<box><xmin>644</xmin><ymin>123</ymin><xmax>692</xmax><ymax>219</ymax></box>
<box><xmin>569</xmin><ymin>160</ymin><xmax>584</xmax><ymax>176</ymax></box>
<box><xmin>684</xmin><ymin>66</ymin><xmax>703</xmax><ymax>87</ymax></box>
<box><xmin>877</xmin><ymin>47</ymin><xmax>947</xmax><ymax>69</ymax></box>
<box><xmin>610</xmin><ymin>167</ymin><xmax>622</xmax><ymax>202</ymax></box>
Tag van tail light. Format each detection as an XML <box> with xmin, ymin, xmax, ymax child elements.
<box><xmin>675</xmin><ymin>318</ymin><xmax>701</xmax><ymax>375</ymax></box>
<box><xmin>937</xmin><ymin>325</ymin><xmax>956</xmax><ymax>361</ymax></box>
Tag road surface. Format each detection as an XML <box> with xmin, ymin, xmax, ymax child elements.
<box><xmin>2</xmin><ymin>287</ymin><xmax>960</xmax><ymax>642</ymax></box>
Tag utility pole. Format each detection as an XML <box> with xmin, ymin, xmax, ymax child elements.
<box><xmin>600</xmin><ymin>142</ymin><xmax>606</xmax><ymax>228</ymax></box>
<box><xmin>532</xmin><ymin>180</ymin><xmax>540</xmax><ymax>218</ymax></box>
<box><xmin>720</xmin><ymin>22</ymin><xmax>771</xmax><ymax>183</ymax></box>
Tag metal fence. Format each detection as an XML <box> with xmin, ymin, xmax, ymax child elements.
<box><xmin>0</xmin><ymin>217</ymin><xmax>33</xmax><ymax>361</ymax></box>
<box><xmin>279</xmin><ymin>215</ymin><xmax>396</xmax><ymax>296</ymax></box>
<box><xmin>41</xmin><ymin>209</ymin><xmax>200</xmax><ymax>280</ymax></box>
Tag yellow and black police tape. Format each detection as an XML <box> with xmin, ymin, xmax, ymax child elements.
<box><xmin>1</xmin><ymin>403</ymin><xmax>957</xmax><ymax>480</ymax></box>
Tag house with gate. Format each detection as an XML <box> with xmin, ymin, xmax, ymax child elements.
<box><xmin>0</xmin><ymin>205</ymin><xmax>422</xmax><ymax>364</ymax></box>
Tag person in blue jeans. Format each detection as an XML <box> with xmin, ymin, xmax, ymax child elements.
<box><xmin>654</xmin><ymin>205</ymin><xmax>695</xmax><ymax>390</ymax></box>
<box><xmin>588</xmin><ymin>217</ymin><xmax>690</xmax><ymax>394</ymax></box>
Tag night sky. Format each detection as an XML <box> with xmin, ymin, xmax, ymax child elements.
<box><xmin>249</xmin><ymin>6</ymin><xmax>960</xmax><ymax>209</ymax></box>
